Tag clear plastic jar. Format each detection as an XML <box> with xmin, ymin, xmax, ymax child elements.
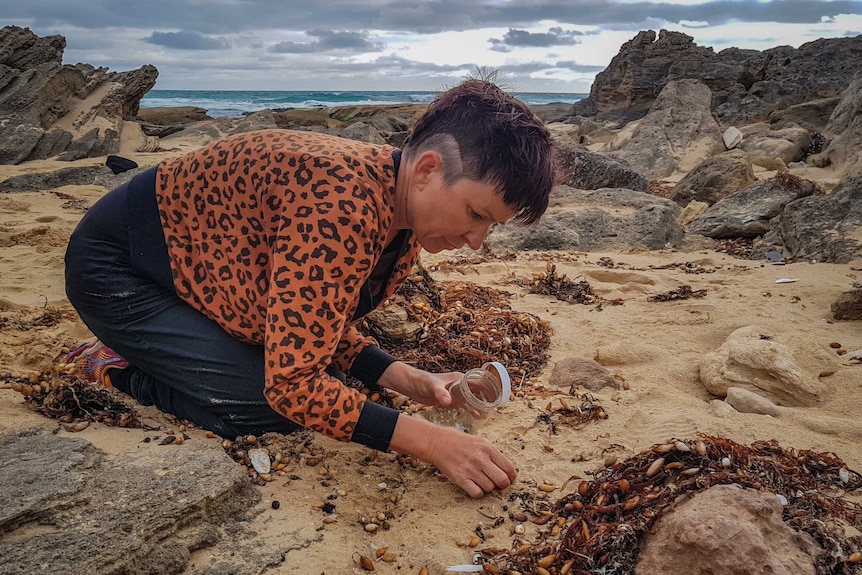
<box><xmin>426</xmin><ymin>362</ymin><xmax>511</xmax><ymax>433</ymax></box>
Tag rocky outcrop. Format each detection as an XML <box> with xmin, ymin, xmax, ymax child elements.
<box><xmin>572</xmin><ymin>29</ymin><xmax>862</xmax><ymax>127</ymax></box>
<box><xmin>0</xmin><ymin>26</ymin><xmax>158</xmax><ymax>165</ymax></box>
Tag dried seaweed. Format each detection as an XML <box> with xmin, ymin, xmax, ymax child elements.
<box><xmin>715</xmin><ymin>237</ymin><xmax>754</xmax><ymax>259</ymax></box>
<box><xmin>647</xmin><ymin>284</ymin><xmax>707</xmax><ymax>302</ymax></box>
<box><xmin>5</xmin><ymin>369</ymin><xmax>140</xmax><ymax>428</ymax></box>
<box><xmin>505</xmin><ymin>262</ymin><xmax>625</xmax><ymax>306</ymax></box>
<box><xmin>493</xmin><ymin>436</ymin><xmax>862</xmax><ymax>575</ymax></box>
<box><xmin>359</xmin><ymin>274</ymin><xmax>552</xmax><ymax>377</ymax></box>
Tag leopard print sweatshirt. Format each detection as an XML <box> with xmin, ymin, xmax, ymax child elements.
<box><xmin>155</xmin><ymin>130</ymin><xmax>421</xmax><ymax>448</ymax></box>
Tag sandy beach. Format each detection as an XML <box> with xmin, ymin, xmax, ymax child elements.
<box><xmin>1</xmin><ymin>123</ymin><xmax>861</xmax><ymax>574</ymax></box>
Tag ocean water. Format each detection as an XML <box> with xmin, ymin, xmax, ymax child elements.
<box><xmin>140</xmin><ymin>90</ymin><xmax>587</xmax><ymax>118</ymax></box>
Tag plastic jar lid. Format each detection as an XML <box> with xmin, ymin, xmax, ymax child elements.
<box><xmin>481</xmin><ymin>361</ymin><xmax>511</xmax><ymax>406</ymax></box>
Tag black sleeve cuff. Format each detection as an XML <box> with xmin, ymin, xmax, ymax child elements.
<box><xmin>349</xmin><ymin>345</ymin><xmax>398</xmax><ymax>388</ymax></box>
<box><xmin>351</xmin><ymin>400</ymin><xmax>399</xmax><ymax>451</ymax></box>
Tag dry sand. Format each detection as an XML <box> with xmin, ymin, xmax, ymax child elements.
<box><xmin>1</xmin><ymin>137</ymin><xmax>860</xmax><ymax>574</ymax></box>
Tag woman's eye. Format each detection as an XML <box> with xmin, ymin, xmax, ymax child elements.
<box><xmin>469</xmin><ymin>209</ymin><xmax>482</xmax><ymax>220</ymax></box>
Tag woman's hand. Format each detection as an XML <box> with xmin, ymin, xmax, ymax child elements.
<box><xmin>378</xmin><ymin>361</ymin><xmax>461</xmax><ymax>408</ymax></box>
<box><xmin>389</xmin><ymin>414</ymin><xmax>517</xmax><ymax>498</ymax></box>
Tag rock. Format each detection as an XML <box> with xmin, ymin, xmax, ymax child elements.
<box><xmin>723</xmin><ymin>126</ymin><xmax>743</xmax><ymax>149</ymax></box>
<box><xmin>548</xmin><ymin>357</ymin><xmax>618</xmax><ymax>391</ymax></box>
<box><xmin>607</xmin><ymin>79</ymin><xmax>725</xmax><ymax>179</ymax></box>
<box><xmin>769</xmin><ymin>97</ymin><xmax>841</xmax><ymax>132</ymax></box>
<box><xmin>669</xmin><ymin>150</ymin><xmax>756</xmax><ymax>206</ymax></box>
<box><xmin>808</xmin><ymin>71</ymin><xmax>862</xmax><ymax>174</ymax></box>
<box><xmin>688</xmin><ymin>174</ymin><xmax>819</xmax><ymax>239</ymax></box>
<box><xmin>362</xmin><ymin>304</ymin><xmax>424</xmax><ymax>343</ymax></box>
<box><xmin>699</xmin><ymin>325</ymin><xmax>821</xmax><ymax>406</ymax></box>
<box><xmin>725</xmin><ymin>386</ymin><xmax>786</xmax><ymax>417</ymax></box>
<box><xmin>635</xmin><ymin>484</ymin><xmax>820</xmax><ymax>575</ymax></box>
<box><xmin>677</xmin><ymin>200</ymin><xmax>709</xmax><ymax>227</ymax></box>
<box><xmin>738</xmin><ymin>125</ymin><xmax>812</xmax><ymax>169</ymax></box>
<box><xmin>754</xmin><ymin>164</ymin><xmax>862</xmax><ymax>263</ymax></box>
<box><xmin>0</xmin><ymin>163</ymin><xmax>146</xmax><ymax>193</ymax></box>
<box><xmin>136</xmin><ymin>106</ymin><xmax>213</xmax><ymax>125</ymax></box>
<box><xmin>831</xmin><ymin>288</ymin><xmax>862</xmax><ymax>320</ymax></box>
<box><xmin>0</xmin><ymin>427</ymin><xmax>258</xmax><ymax>575</ymax></box>
<box><xmin>486</xmin><ymin>185</ymin><xmax>684</xmax><ymax>252</ymax></box>
<box><xmin>554</xmin><ymin>141</ymin><xmax>648</xmax><ymax>192</ymax></box>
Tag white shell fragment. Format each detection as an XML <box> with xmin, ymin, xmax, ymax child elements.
<box><xmin>839</xmin><ymin>468</ymin><xmax>850</xmax><ymax>484</ymax></box>
<box><xmin>445</xmin><ymin>566</ymin><xmax>483</xmax><ymax>572</ymax></box>
<box><xmin>775</xmin><ymin>278</ymin><xmax>798</xmax><ymax>284</ymax></box>
<box><xmin>248</xmin><ymin>448</ymin><xmax>271</xmax><ymax>474</ymax></box>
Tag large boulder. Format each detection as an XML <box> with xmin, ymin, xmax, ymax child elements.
<box><xmin>485</xmin><ymin>185</ymin><xmax>683</xmax><ymax>252</ymax></box>
<box><xmin>607</xmin><ymin>79</ymin><xmax>725</xmax><ymax>179</ymax></box>
<box><xmin>670</xmin><ymin>150</ymin><xmax>756</xmax><ymax>206</ymax></box>
<box><xmin>0</xmin><ymin>26</ymin><xmax>158</xmax><ymax>164</ymax></box>
<box><xmin>554</xmin><ymin>141</ymin><xmax>648</xmax><ymax>192</ymax></box>
<box><xmin>688</xmin><ymin>175</ymin><xmax>820</xmax><ymax>239</ymax></box>
<box><xmin>737</xmin><ymin>125</ymin><xmax>812</xmax><ymax>169</ymax></box>
<box><xmin>699</xmin><ymin>325</ymin><xmax>821</xmax><ymax>407</ymax></box>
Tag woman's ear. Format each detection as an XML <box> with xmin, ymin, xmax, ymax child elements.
<box><xmin>413</xmin><ymin>150</ymin><xmax>442</xmax><ymax>187</ymax></box>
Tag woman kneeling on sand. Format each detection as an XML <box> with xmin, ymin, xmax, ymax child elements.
<box><xmin>64</xmin><ymin>79</ymin><xmax>555</xmax><ymax>498</ymax></box>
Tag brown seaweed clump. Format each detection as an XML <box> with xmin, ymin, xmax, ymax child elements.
<box><xmin>647</xmin><ymin>284</ymin><xmax>708</xmax><ymax>302</ymax></box>
<box><xmin>4</xmin><ymin>367</ymin><xmax>140</xmax><ymax>429</ymax></box>
<box><xmin>488</xmin><ymin>436</ymin><xmax>862</xmax><ymax>575</ymax></box>
<box><xmin>359</xmin><ymin>270</ymin><xmax>552</xmax><ymax>378</ymax></box>
<box><xmin>506</xmin><ymin>262</ymin><xmax>624</xmax><ymax>306</ymax></box>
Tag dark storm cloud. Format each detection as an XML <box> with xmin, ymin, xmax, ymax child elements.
<box><xmin>271</xmin><ymin>30</ymin><xmax>383</xmax><ymax>54</ymax></box>
<box><xmin>489</xmin><ymin>27</ymin><xmax>585</xmax><ymax>53</ymax></box>
<box><xmin>8</xmin><ymin>1</ymin><xmax>861</xmax><ymax>35</ymax></box>
<box><xmin>144</xmin><ymin>31</ymin><xmax>231</xmax><ymax>50</ymax></box>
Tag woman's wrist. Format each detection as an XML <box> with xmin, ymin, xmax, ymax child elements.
<box><xmin>376</xmin><ymin>360</ymin><xmax>415</xmax><ymax>395</ymax></box>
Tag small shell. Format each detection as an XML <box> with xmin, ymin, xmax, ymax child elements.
<box><xmin>538</xmin><ymin>554</ymin><xmax>556</xmax><ymax>568</ymax></box>
<box><xmin>695</xmin><ymin>441</ymin><xmax>707</xmax><ymax>456</ymax></box>
<box><xmin>538</xmin><ymin>483</ymin><xmax>556</xmax><ymax>492</ymax></box>
<box><xmin>249</xmin><ymin>448</ymin><xmax>271</xmax><ymax>474</ymax></box>
<box><xmin>848</xmin><ymin>552</ymin><xmax>861</xmax><ymax>563</ymax></box>
<box><xmin>364</xmin><ymin>522</ymin><xmax>379</xmax><ymax>533</ymax></box>
<box><xmin>674</xmin><ymin>441</ymin><xmax>690</xmax><ymax>452</ymax></box>
<box><xmin>839</xmin><ymin>468</ymin><xmax>850</xmax><ymax>484</ymax></box>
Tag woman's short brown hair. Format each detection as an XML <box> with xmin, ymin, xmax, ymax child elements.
<box><xmin>403</xmin><ymin>79</ymin><xmax>555</xmax><ymax>225</ymax></box>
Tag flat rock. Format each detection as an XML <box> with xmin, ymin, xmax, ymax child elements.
<box><xmin>0</xmin><ymin>426</ymin><xmax>258</xmax><ymax>575</ymax></box>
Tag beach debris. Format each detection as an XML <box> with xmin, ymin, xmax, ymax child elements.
<box><xmin>504</xmin><ymin>262</ymin><xmax>624</xmax><ymax>307</ymax></box>
<box><xmin>359</xmin><ymin>271</ymin><xmax>552</xmax><ymax>378</ymax></box>
<box><xmin>647</xmin><ymin>284</ymin><xmax>708</xmax><ymax>302</ymax></box>
<box><xmin>486</xmin><ymin>435</ymin><xmax>862</xmax><ymax>575</ymax></box>
<box><xmin>5</xmin><ymin>367</ymin><xmax>140</xmax><ymax>428</ymax></box>
<box><xmin>715</xmin><ymin>237</ymin><xmax>753</xmax><ymax>259</ymax></box>
<box><xmin>775</xmin><ymin>278</ymin><xmax>799</xmax><ymax>284</ymax></box>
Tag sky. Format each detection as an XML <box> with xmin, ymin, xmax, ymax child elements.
<box><xmin>6</xmin><ymin>1</ymin><xmax>862</xmax><ymax>93</ymax></box>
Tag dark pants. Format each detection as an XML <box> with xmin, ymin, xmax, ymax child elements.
<box><xmin>64</xmin><ymin>180</ymin><xmax>303</xmax><ymax>438</ymax></box>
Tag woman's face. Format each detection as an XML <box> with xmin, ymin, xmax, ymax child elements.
<box><xmin>406</xmin><ymin>162</ymin><xmax>516</xmax><ymax>254</ymax></box>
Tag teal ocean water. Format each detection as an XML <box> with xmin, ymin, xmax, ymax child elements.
<box><xmin>140</xmin><ymin>90</ymin><xmax>587</xmax><ymax>118</ymax></box>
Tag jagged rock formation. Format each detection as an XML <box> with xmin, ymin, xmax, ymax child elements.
<box><xmin>572</xmin><ymin>29</ymin><xmax>862</xmax><ymax>127</ymax></box>
<box><xmin>0</xmin><ymin>25</ymin><xmax>158</xmax><ymax>165</ymax></box>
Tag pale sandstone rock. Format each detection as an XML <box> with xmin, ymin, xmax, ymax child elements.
<box><xmin>699</xmin><ymin>325</ymin><xmax>820</xmax><ymax>406</ymax></box>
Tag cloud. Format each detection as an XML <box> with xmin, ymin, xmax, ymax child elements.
<box><xmin>271</xmin><ymin>29</ymin><xmax>384</xmax><ymax>54</ymax></box>
<box><xmin>489</xmin><ymin>27</ymin><xmax>584</xmax><ymax>52</ymax></box>
<box><xmin>143</xmin><ymin>30</ymin><xmax>230</xmax><ymax>50</ymax></box>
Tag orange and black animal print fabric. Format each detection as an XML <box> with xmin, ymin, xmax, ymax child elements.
<box><xmin>156</xmin><ymin>130</ymin><xmax>420</xmax><ymax>442</ymax></box>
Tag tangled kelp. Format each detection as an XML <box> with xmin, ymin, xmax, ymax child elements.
<box><xmin>4</xmin><ymin>368</ymin><xmax>140</xmax><ymax>429</ymax></box>
<box><xmin>359</xmin><ymin>272</ymin><xmax>552</xmax><ymax>377</ymax></box>
<box><xmin>505</xmin><ymin>263</ymin><xmax>624</xmax><ymax>307</ymax></box>
<box><xmin>476</xmin><ymin>436</ymin><xmax>862</xmax><ymax>575</ymax></box>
